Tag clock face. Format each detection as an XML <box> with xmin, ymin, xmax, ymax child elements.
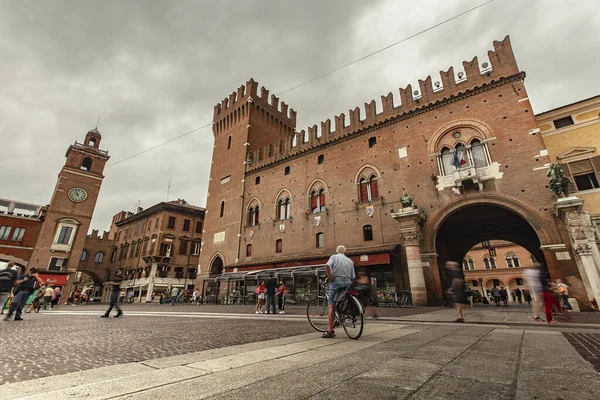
<box><xmin>68</xmin><ymin>188</ymin><xmax>87</xmax><ymax>202</ymax></box>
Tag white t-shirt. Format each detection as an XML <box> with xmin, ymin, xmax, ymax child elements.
<box><xmin>557</xmin><ymin>283</ymin><xmax>569</xmax><ymax>296</ymax></box>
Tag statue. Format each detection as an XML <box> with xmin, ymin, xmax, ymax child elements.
<box><xmin>401</xmin><ymin>193</ymin><xmax>413</xmax><ymax>208</ymax></box>
<box><xmin>547</xmin><ymin>164</ymin><xmax>574</xmax><ymax>198</ymax></box>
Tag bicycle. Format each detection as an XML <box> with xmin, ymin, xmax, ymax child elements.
<box><xmin>306</xmin><ymin>279</ymin><xmax>364</xmax><ymax>340</ymax></box>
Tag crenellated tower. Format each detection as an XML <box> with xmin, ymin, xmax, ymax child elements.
<box><xmin>198</xmin><ymin>79</ymin><xmax>297</xmax><ymax>283</ymax></box>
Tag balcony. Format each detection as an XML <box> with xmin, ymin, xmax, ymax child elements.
<box><xmin>51</xmin><ymin>243</ymin><xmax>72</xmax><ymax>252</ymax></box>
<box><xmin>436</xmin><ymin>162</ymin><xmax>503</xmax><ymax>194</ymax></box>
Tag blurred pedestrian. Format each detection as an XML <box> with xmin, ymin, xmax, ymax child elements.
<box><xmin>355</xmin><ymin>267</ymin><xmax>378</xmax><ymax>319</ymax></box>
<box><xmin>4</xmin><ymin>267</ymin><xmax>43</xmax><ymax>321</ymax></box>
<box><xmin>500</xmin><ymin>287</ymin><xmax>508</xmax><ymax>306</ymax></box>
<box><xmin>52</xmin><ymin>286</ymin><xmax>62</xmax><ymax>308</ymax></box>
<box><xmin>510</xmin><ymin>290</ymin><xmax>516</xmax><ymax>303</ymax></box>
<box><xmin>277</xmin><ymin>281</ymin><xmax>286</xmax><ymax>314</ymax></box>
<box><xmin>101</xmin><ymin>269</ymin><xmax>124</xmax><ymax>318</ymax></box>
<box><xmin>522</xmin><ymin>289</ymin><xmax>532</xmax><ymax>305</ymax></box>
<box><xmin>118</xmin><ymin>289</ymin><xmax>126</xmax><ymax>304</ymax></box>
<box><xmin>514</xmin><ymin>288</ymin><xmax>523</xmax><ymax>304</ymax></box>
<box><xmin>445</xmin><ymin>261</ymin><xmax>468</xmax><ymax>323</ymax></box>
<box><xmin>170</xmin><ymin>287</ymin><xmax>179</xmax><ymax>305</ymax></box>
<box><xmin>491</xmin><ymin>286</ymin><xmax>501</xmax><ymax>306</ymax></box>
<box><xmin>524</xmin><ymin>265</ymin><xmax>544</xmax><ymax>321</ymax></box>
<box><xmin>466</xmin><ymin>288</ymin><xmax>474</xmax><ymax>308</ymax></box>
<box><xmin>25</xmin><ymin>285</ymin><xmax>44</xmax><ymax>313</ymax></box>
<box><xmin>255</xmin><ymin>280</ymin><xmax>265</xmax><ymax>314</ymax></box>
<box><xmin>43</xmin><ymin>285</ymin><xmax>54</xmax><ymax>310</ymax></box>
<box><xmin>556</xmin><ymin>279</ymin><xmax>573</xmax><ymax>312</ymax></box>
<box><xmin>265</xmin><ymin>273</ymin><xmax>277</xmax><ymax>314</ymax></box>
<box><xmin>128</xmin><ymin>289</ymin><xmax>135</xmax><ymax>304</ymax></box>
<box><xmin>0</xmin><ymin>262</ymin><xmax>19</xmax><ymax>315</ymax></box>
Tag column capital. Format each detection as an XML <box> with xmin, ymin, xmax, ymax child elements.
<box><xmin>574</xmin><ymin>244</ymin><xmax>593</xmax><ymax>256</ymax></box>
<box><xmin>392</xmin><ymin>208</ymin><xmax>425</xmax><ymax>246</ymax></box>
<box><xmin>399</xmin><ymin>229</ymin><xmax>423</xmax><ymax>246</ymax></box>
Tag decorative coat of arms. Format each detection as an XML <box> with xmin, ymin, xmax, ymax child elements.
<box><xmin>366</xmin><ymin>205</ymin><xmax>374</xmax><ymax>218</ymax></box>
<box><xmin>249</xmin><ymin>230</ymin><xmax>254</xmax><ymax>238</ymax></box>
<box><xmin>314</xmin><ymin>215</ymin><xmax>321</xmax><ymax>226</ymax></box>
<box><xmin>279</xmin><ymin>223</ymin><xmax>285</xmax><ymax>232</ymax></box>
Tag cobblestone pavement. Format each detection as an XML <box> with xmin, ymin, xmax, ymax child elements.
<box><xmin>564</xmin><ymin>332</ymin><xmax>600</xmax><ymax>372</ymax></box>
<box><xmin>0</xmin><ymin>313</ymin><xmax>312</xmax><ymax>385</ymax></box>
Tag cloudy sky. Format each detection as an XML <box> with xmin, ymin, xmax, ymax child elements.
<box><xmin>1</xmin><ymin>0</ymin><xmax>598</xmax><ymax>232</ymax></box>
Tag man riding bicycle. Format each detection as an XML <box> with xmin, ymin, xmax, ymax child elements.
<box><xmin>323</xmin><ymin>245</ymin><xmax>355</xmax><ymax>338</ymax></box>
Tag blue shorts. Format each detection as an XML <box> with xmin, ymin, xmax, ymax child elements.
<box><xmin>328</xmin><ymin>279</ymin><xmax>351</xmax><ymax>305</ymax></box>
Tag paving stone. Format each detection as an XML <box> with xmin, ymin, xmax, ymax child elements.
<box><xmin>0</xmin><ymin>314</ymin><xmax>312</xmax><ymax>384</ymax></box>
<box><xmin>411</xmin><ymin>375</ymin><xmax>512</xmax><ymax>400</ymax></box>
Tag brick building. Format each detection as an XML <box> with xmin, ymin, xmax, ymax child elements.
<box><xmin>196</xmin><ymin>35</ymin><xmax>598</xmax><ymax>307</ymax></box>
<box><xmin>0</xmin><ymin>198</ymin><xmax>44</xmax><ymax>268</ymax></box>
<box><xmin>107</xmin><ymin>199</ymin><xmax>205</xmax><ymax>302</ymax></box>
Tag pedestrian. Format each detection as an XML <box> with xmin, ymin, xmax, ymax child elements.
<box><xmin>446</xmin><ymin>261</ymin><xmax>469</xmax><ymax>323</ymax></box>
<box><xmin>118</xmin><ymin>289</ymin><xmax>126</xmax><ymax>304</ymax></box>
<box><xmin>556</xmin><ymin>279</ymin><xmax>573</xmax><ymax>312</ymax></box>
<box><xmin>151</xmin><ymin>292</ymin><xmax>156</xmax><ymax>303</ymax></box>
<box><xmin>522</xmin><ymin>289</ymin><xmax>531</xmax><ymax>305</ymax></box>
<box><xmin>277</xmin><ymin>281</ymin><xmax>286</xmax><ymax>314</ymax></box>
<box><xmin>255</xmin><ymin>280</ymin><xmax>266</xmax><ymax>314</ymax></box>
<box><xmin>159</xmin><ymin>292</ymin><xmax>164</xmax><ymax>304</ymax></box>
<box><xmin>52</xmin><ymin>286</ymin><xmax>62</xmax><ymax>308</ymax></box>
<box><xmin>323</xmin><ymin>245</ymin><xmax>356</xmax><ymax>338</ymax></box>
<box><xmin>524</xmin><ymin>265</ymin><xmax>544</xmax><ymax>322</ymax></box>
<box><xmin>43</xmin><ymin>285</ymin><xmax>54</xmax><ymax>310</ymax></box>
<box><xmin>355</xmin><ymin>267</ymin><xmax>378</xmax><ymax>319</ymax></box>
<box><xmin>0</xmin><ymin>262</ymin><xmax>19</xmax><ymax>316</ymax></box>
<box><xmin>541</xmin><ymin>270</ymin><xmax>560</xmax><ymax>324</ymax></box>
<box><xmin>4</xmin><ymin>267</ymin><xmax>44</xmax><ymax>321</ymax></box>
<box><xmin>170</xmin><ymin>287</ymin><xmax>179</xmax><ymax>305</ymax></box>
<box><xmin>500</xmin><ymin>286</ymin><xmax>508</xmax><ymax>306</ymax></box>
<box><xmin>510</xmin><ymin>290</ymin><xmax>516</xmax><ymax>303</ymax></box>
<box><xmin>265</xmin><ymin>273</ymin><xmax>277</xmax><ymax>314</ymax></box>
<box><xmin>128</xmin><ymin>289</ymin><xmax>135</xmax><ymax>304</ymax></box>
<box><xmin>514</xmin><ymin>287</ymin><xmax>523</xmax><ymax>304</ymax></box>
<box><xmin>25</xmin><ymin>286</ymin><xmax>44</xmax><ymax>313</ymax></box>
<box><xmin>491</xmin><ymin>286</ymin><xmax>501</xmax><ymax>306</ymax></box>
<box><xmin>193</xmin><ymin>288</ymin><xmax>200</xmax><ymax>304</ymax></box>
<box><xmin>101</xmin><ymin>269</ymin><xmax>124</xmax><ymax>318</ymax></box>
<box><xmin>72</xmin><ymin>287</ymin><xmax>81</xmax><ymax>306</ymax></box>
<box><xmin>466</xmin><ymin>288</ymin><xmax>474</xmax><ymax>308</ymax></box>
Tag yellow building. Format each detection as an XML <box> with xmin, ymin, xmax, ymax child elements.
<box><xmin>537</xmin><ymin>95</ymin><xmax>600</xmax><ymax>217</ymax></box>
<box><xmin>463</xmin><ymin>240</ymin><xmax>532</xmax><ymax>300</ymax></box>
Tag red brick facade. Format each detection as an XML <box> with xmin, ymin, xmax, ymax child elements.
<box><xmin>196</xmin><ymin>36</ymin><xmax>583</xmax><ymax>305</ymax></box>
<box><xmin>0</xmin><ymin>207</ymin><xmax>43</xmax><ymax>268</ymax></box>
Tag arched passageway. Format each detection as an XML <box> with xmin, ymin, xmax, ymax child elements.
<box><xmin>434</xmin><ymin>204</ymin><xmax>547</xmax><ymax>300</ymax></box>
<box><xmin>210</xmin><ymin>256</ymin><xmax>224</xmax><ymax>277</ymax></box>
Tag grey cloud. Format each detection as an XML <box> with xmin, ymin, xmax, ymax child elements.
<box><xmin>0</xmin><ymin>0</ymin><xmax>597</xmax><ymax>232</ymax></box>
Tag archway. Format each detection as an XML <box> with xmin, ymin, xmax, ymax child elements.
<box><xmin>434</xmin><ymin>204</ymin><xmax>547</xmax><ymax>301</ymax></box>
<box><xmin>210</xmin><ymin>256</ymin><xmax>224</xmax><ymax>277</ymax></box>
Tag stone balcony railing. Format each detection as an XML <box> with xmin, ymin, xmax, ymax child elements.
<box><xmin>73</xmin><ymin>141</ymin><xmax>109</xmax><ymax>156</ymax></box>
<box><xmin>436</xmin><ymin>162</ymin><xmax>503</xmax><ymax>194</ymax></box>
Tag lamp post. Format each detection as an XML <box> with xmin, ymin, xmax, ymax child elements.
<box><xmin>478</xmin><ymin>278</ymin><xmax>486</xmax><ymax>303</ymax></box>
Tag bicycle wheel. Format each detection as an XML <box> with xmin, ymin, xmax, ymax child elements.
<box><xmin>34</xmin><ymin>301</ymin><xmax>41</xmax><ymax>313</ymax></box>
<box><xmin>341</xmin><ymin>295</ymin><xmax>364</xmax><ymax>340</ymax></box>
<box><xmin>307</xmin><ymin>296</ymin><xmax>328</xmax><ymax>332</ymax></box>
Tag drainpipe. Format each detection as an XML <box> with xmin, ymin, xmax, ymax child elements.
<box><xmin>236</xmin><ymin>128</ymin><xmax>250</xmax><ymax>265</ymax></box>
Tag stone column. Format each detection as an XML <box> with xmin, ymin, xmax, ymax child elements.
<box><xmin>145</xmin><ymin>261</ymin><xmax>158</xmax><ymax>303</ymax></box>
<box><xmin>554</xmin><ymin>197</ymin><xmax>600</xmax><ymax>308</ymax></box>
<box><xmin>393</xmin><ymin>209</ymin><xmax>427</xmax><ymax>306</ymax></box>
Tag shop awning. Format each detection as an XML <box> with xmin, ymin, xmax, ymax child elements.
<box><xmin>38</xmin><ymin>272</ymin><xmax>69</xmax><ymax>287</ymax></box>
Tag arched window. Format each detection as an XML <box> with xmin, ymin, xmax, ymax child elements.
<box><xmin>359</xmin><ymin>175</ymin><xmax>379</xmax><ymax>203</ymax></box>
<box><xmin>284</xmin><ymin>166</ymin><xmax>291</xmax><ymax>175</ymax></box>
<box><xmin>275</xmin><ymin>239</ymin><xmax>282</xmax><ymax>253</ymax></box>
<box><xmin>318</xmin><ymin>155</ymin><xmax>324</xmax><ymax>164</ymax></box>
<box><xmin>506</xmin><ymin>254</ymin><xmax>521</xmax><ymax>268</ymax></box>
<box><xmin>220</xmin><ymin>201</ymin><xmax>225</xmax><ymax>218</ymax></box>
<box><xmin>363</xmin><ymin>225</ymin><xmax>373</xmax><ymax>241</ymax></box>
<box><xmin>80</xmin><ymin>249</ymin><xmax>87</xmax><ymax>262</ymax></box>
<box><xmin>368</xmin><ymin>137</ymin><xmax>377</xmax><ymax>148</ymax></box>
<box><xmin>440</xmin><ymin>147</ymin><xmax>453</xmax><ymax>176</ymax></box>
<box><xmin>276</xmin><ymin>196</ymin><xmax>291</xmax><ymax>220</ymax></box>
<box><xmin>310</xmin><ymin>189</ymin><xmax>326</xmax><ymax>213</ymax></box>
<box><xmin>94</xmin><ymin>252</ymin><xmax>104</xmax><ymax>263</ymax></box>
<box><xmin>316</xmin><ymin>232</ymin><xmax>324</xmax><ymax>248</ymax></box>
<box><xmin>463</xmin><ymin>258</ymin><xmax>475</xmax><ymax>271</ymax></box>
<box><xmin>471</xmin><ymin>139</ymin><xmax>489</xmax><ymax>168</ymax></box>
<box><xmin>484</xmin><ymin>256</ymin><xmax>497</xmax><ymax>269</ymax></box>
<box><xmin>227</xmin><ymin>135</ymin><xmax>232</xmax><ymax>150</ymax></box>
<box><xmin>246</xmin><ymin>244</ymin><xmax>252</xmax><ymax>257</ymax></box>
<box><xmin>81</xmin><ymin>157</ymin><xmax>92</xmax><ymax>171</ymax></box>
<box><xmin>248</xmin><ymin>205</ymin><xmax>260</xmax><ymax>227</ymax></box>
<box><xmin>88</xmin><ymin>138</ymin><xmax>97</xmax><ymax>147</ymax></box>
<box><xmin>255</xmin><ymin>176</ymin><xmax>260</xmax><ymax>185</ymax></box>
<box><xmin>291</xmin><ymin>134</ymin><xmax>297</xmax><ymax>148</ymax></box>
<box><xmin>110</xmin><ymin>248</ymin><xmax>117</xmax><ymax>262</ymax></box>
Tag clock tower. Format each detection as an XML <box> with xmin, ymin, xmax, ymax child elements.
<box><xmin>30</xmin><ymin>128</ymin><xmax>110</xmax><ymax>278</ymax></box>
